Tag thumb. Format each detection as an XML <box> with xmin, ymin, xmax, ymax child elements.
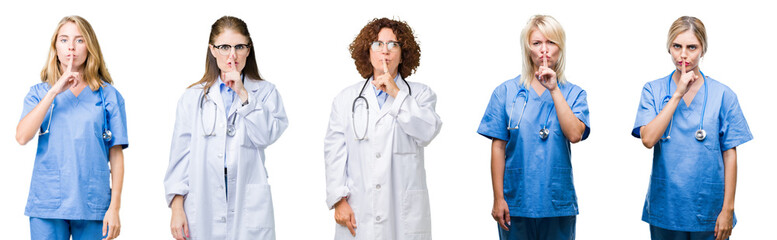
<box><xmin>102</xmin><ymin>220</ymin><xmax>108</xmax><ymax>237</ymax></box>
<box><xmin>184</xmin><ymin>222</ymin><xmax>190</xmax><ymax>237</ymax></box>
<box><xmin>350</xmin><ymin>211</ymin><xmax>357</xmax><ymax>227</ymax></box>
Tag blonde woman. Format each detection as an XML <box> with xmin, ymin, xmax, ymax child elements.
<box><xmin>478</xmin><ymin>15</ymin><xmax>589</xmax><ymax>240</ymax></box>
<box><xmin>16</xmin><ymin>16</ymin><xmax>126</xmax><ymax>240</ymax></box>
<box><xmin>632</xmin><ymin>16</ymin><xmax>752</xmax><ymax>240</ymax></box>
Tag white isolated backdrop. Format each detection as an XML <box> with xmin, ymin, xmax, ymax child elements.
<box><xmin>0</xmin><ymin>0</ymin><xmax>774</xmax><ymax>239</ymax></box>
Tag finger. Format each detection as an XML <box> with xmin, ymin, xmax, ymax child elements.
<box><xmin>67</xmin><ymin>52</ymin><xmax>74</xmax><ymax>73</ymax></box>
<box><xmin>497</xmin><ymin>216</ymin><xmax>508</xmax><ymax>231</ymax></box>
<box><xmin>682</xmin><ymin>59</ymin><xmax>687</xmax><ymax>74</ymax></box>
<box><xmin>102</xmin><ymin>220</ymin><xmax>108</xmax><ymax>238</ymax></box>
<box><xmin>347</xmin><ymin>221</ymin><xmax>356</xmax><ymax>236</ymax></box>
<box><xmin>382</xmin><ymin>59</ymin><xmax>389</xmax><ymax>75</ymax></box>
<box><xmin>505</xmin><ymin>212</ymin><xmax>511</xmax><ymax>226</ymax></box>
<box><xmin>543</xmin><ymin>55</ymin><xmax>548</xmax><ymax>68</ymax></box>
<box><xmin>184</xmin><ymin>221</ymin><xmax>190</xmax><ymax>238</ymax></box>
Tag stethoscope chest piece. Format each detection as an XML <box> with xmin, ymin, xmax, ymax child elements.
<box><xmin>539</xmin><ymin>128</ymin><xmax>549</xmax><ymax>140</ymax></box>
<box><xmin>227</xmin><ymin>126</ymin><xmax>236</xmax><ymax>137</ymax></box>
<box><xmin>103</xmin><ymin>129</ymin><xmax>112</xmax><ymax>141</ymax></box>
<box><xmin>695</xmin><ymin>129</ymin><xmax>706</xmax><ymax>141</ymax></box>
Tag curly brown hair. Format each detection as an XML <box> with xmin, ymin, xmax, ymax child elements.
<box><xmin>349</xmin><ymin>18</ymin><xmax>421</xmax><ymax>79</ymax></box>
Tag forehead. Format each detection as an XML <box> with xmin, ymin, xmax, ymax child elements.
<box><xmin>529</xmin><ymin>29</ymin><xmax>547</xmax><ymax>40</ymax></box>
<box><xmin>377</xmin><ymin>27</ymin><xmax>397</xmax><ymax>40</ymax></box>
<box><xmin>673</xmin><ymin>30</ymin><xmax>700</xmax><ymax>45</ymax></box>
<box><xmin>214</xmin><ymin>29</ymin><xmax>249</xmax><ymax>44</ymax></box>
<box><xmin>58</xmin><ymin>22</ymin><xmax>82</xmax><ymax>36</ymax></box>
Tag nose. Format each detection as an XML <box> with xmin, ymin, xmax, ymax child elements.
<box><xmin>680</xmin><ymin>47</ymin><xmax>687</xmax><ymax>59</ymax></box>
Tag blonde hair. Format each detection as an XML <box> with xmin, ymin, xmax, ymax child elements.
<box><xmin>519</xmin><ymin>15</ymin><xmax>567</xmax><ymax>88</ymax></box>
<box><xmin>41</xmin><ymin>15</ymin><xmax>112</xmax><ymax>91</ymax></box>
<box><xmin>666</xmin><ymin>16</ymin><xmax>707</xmax><ymax>56</ymax></box>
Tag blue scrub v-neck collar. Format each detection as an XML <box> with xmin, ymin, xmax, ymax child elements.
<box><xmin>667</xmin><ymin>74</ymin><xmax>705</xmax><ymax>115</ymax></box>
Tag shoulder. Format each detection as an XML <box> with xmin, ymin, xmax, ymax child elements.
<box><xmin>27</xmin><ymin>82</ymin><xmax>51</xmax><ymax>96</ymax></box>
<box><xmin>333</xmin><ymin>80</ymin><xmax>369</xmax><ymax>101</ymax></box>
<box><xmin>489</xmin><ymin>75</ymin><xmax>522</xmax><ymax>95</ymax></box>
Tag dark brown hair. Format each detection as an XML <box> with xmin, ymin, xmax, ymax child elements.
<box><xmin>349</xmin><ymin>18</ymin><xmax>421</xmax><ymax>79</ymax></box>
<box><xmin>189</xmin><ymin>16</ymin><xmax>262</xmax><ymax>92</ymax></box>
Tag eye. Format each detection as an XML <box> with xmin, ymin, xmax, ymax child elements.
<box><xmin>672</xmin><ymin>44</ymin><xmax>681</xmax><ymax>49</ymax></box>
<box><xmin>59</xmin><ymin>39</ymin><xmax>67</xmax><ymax>43</ymax></box>
<box><xmin>548</xmin><ymin>41</ymin><xmax>556</xmax><ymax>45</ymax></box>
<box><xmin>76</xmin><ymin>39</ymin><xmax>84</xmax><ymax>44</ymax></box>
<box><xmin>532</xmin><ymin>41</ymin><xmax>540</xmax><ymax>45</ymax></box>
<box><xmin>688</xmin><ymin>45</ymin><xmax>697</xmax><ymax>50</ymax></box>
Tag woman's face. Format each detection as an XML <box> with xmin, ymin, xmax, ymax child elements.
<box><xmin>369</xmin><ymin>27</ymin><xmax>401</xmax><ymax>76</ymax></box>
<box><xmin>56</xmin><ymin>22</ymin><xmax>88</xmax><ymax>71</ymax></box>
<box><xmin>210</xmin><ymin>29</ymin><xmax>250</xmax><ymax>74</ymax></box>
<box><xmin>528</xmin><ymin>29</ymin><xmax>560</xmax><ymax>69</ymax></box>
<box><xmin>670</xmin><ymin>30</ymin><xmax>703</xmax><ymax>72</ymax></box>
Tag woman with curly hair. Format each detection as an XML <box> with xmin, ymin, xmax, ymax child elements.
<box><xmin>324</xmin><ymin>17</ymin><xmax>442</xmax><ymax>240</ymax></box>
<box><xmin>477</xmin><ymin>15</ymin><xmax>590</xmax><ymax>240</ymax></box>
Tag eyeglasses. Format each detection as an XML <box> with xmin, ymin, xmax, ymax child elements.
<box><xmin>212</xmin><ymin>44</ymin><xmax>251</xmax><ymax>56</ymax></box>
<box><xmin>370</xmin><ymin>41</ymin><xmax>401</xmax><ymax>52</ymax></box>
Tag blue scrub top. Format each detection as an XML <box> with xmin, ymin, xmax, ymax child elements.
<box><xmin>632</xmin><ymin>73</ymin><xmax>752</xmax><ymax>231</ymax></box>
<box><xmin>478</xmin><ymin>75</ymin><xmax>590</xmax><ymax>218</ymax></box>
<box><xmin>21</xmin><ymin>82</ymin><xmax>128</xmax><ymax>220</ymax></box>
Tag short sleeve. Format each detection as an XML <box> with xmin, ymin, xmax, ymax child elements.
<box><xmin>718</xmin><ymin>90</ymin><xmax>752</xmax><ymax>151</ymax></box>
<box><xmin>20</xmin><ymin>84</ymin><xmax>45</xmax><ymax>121</ymax></box>
<box><xmin>106</xmin><ymin>88</ymin><xmax>129</xmax><ymax>149</ymax></box>
<box><xmin>570</xmin><ymin>89</ymin><xmax>591</xmax><ymax>141</ymax></box>
<box><xmin>632</xmin><ymin>83</ymin><xmax>659</xmax><ymax>138</ymax></box>
<box><xmin>477</xmin><ymin>84</ymin><xmax>509</xmax><ymax>141</ymax></box>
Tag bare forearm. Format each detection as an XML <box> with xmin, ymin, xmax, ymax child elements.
<box><xmin>491</xmin><ymin>139</ymin><xmax>506</xmax><ymax>200</ymax></box>
<box><xmin>109</xmin><ymin>146</ymin><xmax>124</xmax><ymax>210</ymax></box>
<box><xmin>722</xmin><ymin>148</ymin><xmax>737</xmax><ymax>213</ymax></box>
<box><xmin>550</xmin><ymin>89</ymin><xmax>585</xmax><ymax>143</ymax></box>
<box><xmin>640</xmin><ymin>95</ymin><xmax>681</xmax><ymax>148</ymax></box>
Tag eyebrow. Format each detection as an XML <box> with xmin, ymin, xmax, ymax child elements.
<box><xmin>58</xmin><ymin>35</ymin><xmax>83</xmax><ymax>38</ymax></box>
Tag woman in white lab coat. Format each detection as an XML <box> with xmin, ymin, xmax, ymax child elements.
<box><xmin>164</xmin><ymin>16</ymin><xmax>288</xmax><ymax>240</ymax></box>
<box><xmin>324</xmin><ymin>17</ymin><xmax>442</xmax><ymax>240</ymax></box>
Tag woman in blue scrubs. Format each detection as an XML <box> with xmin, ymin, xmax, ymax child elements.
<box><xmin>478</xmin><ymin>15</ymin><xmax>590</xmax><ymax>240</ymax></box>
<box><xmin>15</xmin><ymin>16</ymin><xmax>127</xmax><ymax>240</ymax></box>
<box><xmin>632</xmin><ymin>16</ymin><xmax>752</xmax><ymax>240</ymax></box>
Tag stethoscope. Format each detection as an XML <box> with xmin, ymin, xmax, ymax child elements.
<box><xmin>39</xmin><ymin>86</ymin><xmax>112</xmax><ymax>142</ymax></box>
<box><xmin>507</xmin><ymin>85</ymin><xmax>555</xmax><ymax>140</ymax></box>
<box><xmin>660</xmin><ymin>70</ymin><xmax>708</xmax><ymax>141</ymax></box>
<box><xmin>200</xmin><ymin>75</ymin><xmax>245</xmax><ymax>137</ymax></box>
<box><xmin>352</xmin><ymin>76</ymin><xmax>412</xmax><ymax>140</ymax></box>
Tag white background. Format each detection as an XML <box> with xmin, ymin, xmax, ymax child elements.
<box><xmin>1</xmin><ymin>0</ymin><xmax>774</xmax><ymax>239</ymax></box>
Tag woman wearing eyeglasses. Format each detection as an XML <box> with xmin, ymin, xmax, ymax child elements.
<box><xmin>632</xmin><ymin>16</ymin><xmax>751</xmax><ymax>240</ymax></box>
<box><xmin>15</xmin><ymin>16</ymin><xmax>127</xmax><ymax>240</ymax></box>
<box><xmin>477</xmin><ymin>15</ymin><xmax>590</xmax><ymax>240</ymax></box>
<box><xmin>324</xmin><ymin>17</ymin><xmax>442</xmax><ymax>240</ymax></box>
<box><xmin>164</xmin><ymin>16</ymin><xmax>288</xmax><ymax>240</ymax></box>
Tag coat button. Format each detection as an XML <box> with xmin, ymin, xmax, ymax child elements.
<box><xmin>376</xmin><ymin>216</ymin><xmax>381</xmax><ymax>221</ymax></box>
<box><xmin>376</xmin><ymin>184</ymin><xmax>381</xmax><ymax>189</ymax></box>
<box><xmin>376</xmin><ymin>153</ymin><xmax>381</xmax><ymax>158</ymax></box>
<box><xmin>220</xmin><ymin>217</ymin><xmax>226</xmax><ymax>222</ymax></box>
<box><xmin>218</xmin><ymin>153</ymin><xmax>224</xmax><ymax>158</ymax></box>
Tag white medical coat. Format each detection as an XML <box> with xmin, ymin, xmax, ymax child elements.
<box><xmin>324</xmin><ymin>77</ymin><xmax>442</xmax><ymax>240</ymax></box>
<box><xmin>165</xmin><ymin>78</ymin><xmax>288</xmax><ymax>239</ymax></box>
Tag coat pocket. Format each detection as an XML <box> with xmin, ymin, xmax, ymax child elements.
<box><xmin>87</xmin><ymin>169</ymin><xmax>112</xmax><ymax>210</ymax></box>
<box><xmin>31</xmin><ymin>169</ymin><xmax>62</xmax><ymax>209</ymax></box>
<box><xmin>503</xmin><ymin>168</ymin><xmax>524</xmax><ymax>208</ymax></box>
<box><xmin>550</xmin><ymin>168</ymin><xmax>577</xmax><ymax>209</ymax></box>
<box><xmin>696</xmin><ymin>182</ymin><xmax>725</xmax><ymax>223</ymax></box>
<box><xmin>243</xmin><ymin>184</ymin><xmax>275</xmax><ymax>229</ymax></box>
<box><xmin>402</xmin><ymin>189</ymin><xmax>432</xmax><ymax>234</ymax></box>
<box><xmin>647</xmin><ymin>177</ymin><xmax>667</xmax><ymax>218</ymax></box>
